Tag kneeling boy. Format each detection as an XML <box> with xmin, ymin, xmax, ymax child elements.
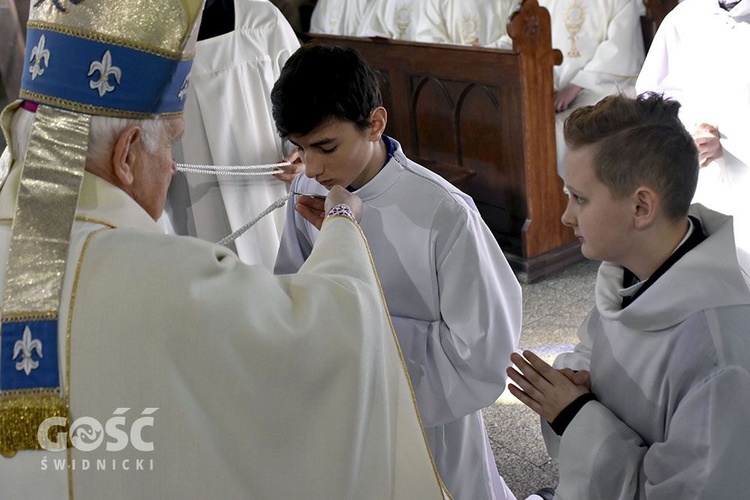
<box><xmin>272</xmin><ymin>44</ymin><xmax>522</xmax><ymax>500</ymax></box>
<box><xmin>509</xmin><ymin>93</ymin><xmax>750</xmax><ymax>499</ymax></box>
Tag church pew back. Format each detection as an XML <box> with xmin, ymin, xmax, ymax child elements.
<box><xmin>302</xmin><ymin>0</ymin><xmax>679</xmax><ymax>282</ymax></box>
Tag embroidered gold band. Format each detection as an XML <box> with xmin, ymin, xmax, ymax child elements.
<box><xmin>0</xmin><ymin>105</ymin><xmax>88</xmax><ymax>456</ymax></box>
<box><xmin>0</xmin><ymin>390</ymin><xmax>67</xmax><ymax>457</ymax></box>
<box><xmin>3</xmin><ymin>106</ymin><xmax>89</xmax><ymax>313</ymax></box>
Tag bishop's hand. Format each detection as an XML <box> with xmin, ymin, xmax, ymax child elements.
<box><xmin>296</xmin><ymin>186</ymin><xmax>363</xmax><ymax>230</ymax></box>
<box><xmin>275</xmin><ymin>148</ymin><xmax>305</xmax><ymax>184</ymax></box>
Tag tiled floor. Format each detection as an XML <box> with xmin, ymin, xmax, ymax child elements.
<box><xmin>484</xmin><ymin>257</ymin><xmax>600</xmax><ymax>499</ymax></box>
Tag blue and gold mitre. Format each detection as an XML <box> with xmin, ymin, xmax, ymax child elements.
<box><xmin>0</xmin><ymin>0</ymin><xmax>204</xmax><ymax>458</ymax></box>
<box><xmin>21</xmin><ymin>0</ymin><xmax>204</xmax><ymax>118</ymax></box>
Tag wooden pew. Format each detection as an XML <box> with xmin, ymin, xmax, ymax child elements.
<box><xmin>304</xmin><ymin>0</ymin><xmax>572</xmax><ymax>282</ymax></box>
<box><xmin>302</xmin><ymin>0</ymin><xmax>680</xmax><ymax>282</ymax></box>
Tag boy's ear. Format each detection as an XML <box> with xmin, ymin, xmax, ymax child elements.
<box><xmin>368</xmin><ymin>107</ymin><xmax>387</xmax><ymax>141</ymax></box>
<box><xmin>632</xmin><ymin>186</ymin><xmax>659</xmax><ymax>230</ymax></box>
<box><xmin>111</xmin><ymin>125</ymin><xmax>142</xmax><ymax>189</ymax></box>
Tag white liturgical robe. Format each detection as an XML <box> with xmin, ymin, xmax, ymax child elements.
<box><xmin>636</xmin><ymin>0</ymin><xmax>750</xmax><ymax>272</ymax></box>
<box><xmin>0</xmin><ymin>127</ymin><xmax>448</xmax><ymax>497</ymax></box>
<box><xmin>544</xmin><ymin>206</ymin><xmax>750</xmax><ymax>499</ymax></box>
<box><xmin>167</xmin><ymin>0</ymin><xmax>299</xmax><ymax>268</ymax></box>
<box><xmin>542</xmin><ymin>0</ymin><xmax>644</xmax><ymax>95</ymax></box>
<box><xmin>276</xmin><ymin>139</ymin><xmax>523</xmax><ymax>500</ymax></box>
<box><xmin>309</xmin><ymin>0</ymin><xmax>372</xmax><ymax>35</ymax></box>
<box><xmin>415</xmin><ymin>0</ymin><xmax>520</xmax><ymax>47</ymax></box>
<box><xmin>541</xmin><ymin>0</ymin><xmax>644</xmax><ymax>175</ymax></box>
<box><xmin>357</xmin><ymin>0</ymin><xmax>422</xmax><ymax>40</ymax></box>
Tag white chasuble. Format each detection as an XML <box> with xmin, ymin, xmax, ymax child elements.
<box><xmin>309</xmin><ymin>0</ymin><xmax>372</xmax><ymax>35</ymax></box>
<box><xmin>415</xmin><ymin>0</ymin><xmax>520</xmax><ymax>48</ymax></box>
<box><xmin>542</xmin><ymin>0</ymin><xmax>645</xmax><ymax>176</ymax></box>
<box><xmin>542</xmin><ymin>0</ymin><xmax>644</xmax><ymax>95</ymax></box>
<box><xmin>358</xmin><ymin>0</ymin><xmax>422</xmax><ymax>40</ymax></box>
<box><xmin>0</xmin><ymin>162</ymin><xmax>449</xmax><ymax>498</ymax></box>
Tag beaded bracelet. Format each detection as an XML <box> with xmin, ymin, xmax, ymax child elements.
<box><xmin>326</xmin><ymin>203</ymin><xmax>356</xmax><ymax>222</ymax></box>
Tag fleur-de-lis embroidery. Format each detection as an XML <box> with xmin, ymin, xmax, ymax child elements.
<box><xmin>29</xmin><ymin>34</ymin><xmax>51</xmax><ymax>81</ymax></box>
<box><xmin>88</xmin><ymin>50</ymin><xmax>122</xmax><ymax>97</ymax></box>
<box><xmin>178</xmin><ymin>75</ymin><xmax>190</xmax><ymax>102</ymax></box>
<box><xmin>34</xmin><ymin>0</ymin><xmax>84</xmax><ymax>14</ymax></box>
<box><xmin>13</xmin><ymin>326</ymin><xmax>43</xmax><ymax>376</ymax></box>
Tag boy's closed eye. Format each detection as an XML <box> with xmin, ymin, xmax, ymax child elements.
<box><xmin>564</xmin><ymin>187</ymin><xmax>585</xmax><ymax>204</ymax></box>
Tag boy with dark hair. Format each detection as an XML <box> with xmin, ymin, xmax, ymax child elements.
<box><xmin>508</xmin><ymin>93</ymin><xmax>750</xmax><ymax>499</ymax></box>
<box><xmin>272</xmin><ymin>43</ymin><xmax>523</xmax><ymax>500</ymax></box>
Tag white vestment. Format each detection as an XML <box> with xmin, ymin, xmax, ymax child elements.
<box><xmin>0</xmin><ymin>142</ymin><xmax>448</xmax><ymax>498</ymax></box>
<box><xmin>540</xmin><ymin>0</ymin><xmax>644</xmax><ymax>175</ymax></box>
<box><xmin>636</xmin><ymin>0</ymin><xmax>750</xmax><ymax>271</ymax></box>
<box><xmin>275</xmin><ymin>139</ymin><xmax>523</xmax><ymax>500</ymax></box>
<box><xmin>309</xmin><ymin>0</ymin><xmax>372</xmax><ymax>35</ymax></box>
<box><xmin>415</xmin><ymin>0</ymin><xmax>520</xmax><ymax>47</ymax></box>
<box><xmin>166</xmin><ymin>0</ymin><xmax>299</xmax><ymax>268</ymax></box>
<box><xmin>543</xmin><ymin>206</ymin><xmax>750</xmax><ymax>499</ymax></box>
<box><xmin>357</xmin><ymin>0</ymin><xmax>422</xmax><ymax>40</ymax></box>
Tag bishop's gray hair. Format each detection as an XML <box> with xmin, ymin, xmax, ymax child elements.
<box><xmin>9</xmin><ymin>106</ymin><xmax>36</xmax><ymax>165</ymax></box>
<box><xmin>10</xmin><ymin>107</ymin><xmax>166</xmax><ymax>168</ymax></box>
<box><xmin>87</xmin><ymin>115</ymin><xmax>165</xmax><ymax>164</ymax></box>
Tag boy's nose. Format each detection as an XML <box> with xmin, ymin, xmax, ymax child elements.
<box><xmin>304</xmin><ymin>159</ymin><xmax>322</xmax><ymax>178</ymax></box>
<box><xmin>561</xmin><ymin>204</ymin><xmax>574</xmax><ymax>228</ymax></box>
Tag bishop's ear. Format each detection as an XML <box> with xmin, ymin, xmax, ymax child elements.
<box><xmin>632</xmin><ymin>186</ymin><xmax>659</xmax><ymax>230</ymax></box>
<box><xmin>112</xmin><ymin>125</ymin><xmax>142</xmax><ymax>188</ymax></box>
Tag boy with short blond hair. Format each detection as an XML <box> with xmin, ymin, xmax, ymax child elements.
<box><xmin>509</xmin><ymin>93</ymin><xmax>750</xmax><ymax>499</ymax></box>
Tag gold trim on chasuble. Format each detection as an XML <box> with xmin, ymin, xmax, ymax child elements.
<box><xmin>65</xmin><ymin>227</ymin><xmax>110</xmax><ymax>498</ymax></box>
<box><xmin>338</xmin><ymin>216</ymin><xmax>454</xmax><ymax>499</ymax></box>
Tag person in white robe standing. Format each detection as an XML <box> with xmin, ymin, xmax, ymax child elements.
<box><xmin>415</xmin><ymin>0</ymin><xmax>520</xmax><ymax>47</ymax></box>
<box><xmin>509</xmin><ymin>93</ymin><xmax>750</xmax><ymax>499</ymax></box>
<box><xmin>309</xmin><ymin>0</ymin><xmax>372</xmax><ymax>35</ymax></box>
<box><xmin>540</xmin><ymin>0</ymin><xmax>645</xmax><ymax>176</ymax></box>
<box><xmin>0</xmin><ymin>1</ymin><xmax>449</xmax><ymax>498</ymax></box>
<box><xmin>273</xmin><ymin>43</ymin><xmax>523</xmax><ymax>500</ymax></box>
<box><xmin>636</xmin><ymin>0</ymin><xmax>750</xmax><ymax>271</ymax></box>
<box><xmin>166</xmin><ymin>0</ymin><xmax>301</xmax><ymax>268</ymax></box>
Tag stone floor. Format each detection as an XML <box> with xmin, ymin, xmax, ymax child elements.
<box><xmin>484</xmin><ymin>257</ymin><xmax>600</xmax><ymax>499</ymax></box>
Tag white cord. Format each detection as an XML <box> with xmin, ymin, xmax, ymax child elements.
<box><xmin>176</xmin><ymin>161</ymin><xmax>291</xmax><ymax>176</ymax></box>
<box><xmin>217</xmin><ymin>193</ymin><xmax>292</xmax><ymax>247</ymax></box>
<box><xmin>177</xmin><ymin>167</ymin><xmax>285</xmax><ymax>176</ymax></box>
